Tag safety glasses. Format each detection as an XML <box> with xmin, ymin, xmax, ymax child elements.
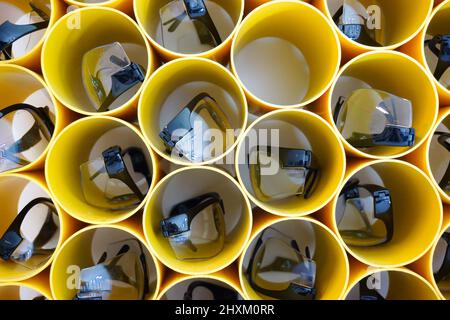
<box><xmin>0</xmin><ymin>0</ymin><xmax>50</xmax><ymax>61</ymax></box>
<box><xmin>425</xmin><ymin>35</ymin><xmax>450</xmax><ymax>87</ymax></box>
<box><xmin>183</xmin><ymin>281</ymin><xmax>238</xmax><ymax>300</ymax></box>
<box><xmin>248</xmin><ymin>146</ymin><xmax>319</xmax><ymax>202</ymax></box>
<box><xmin>246</xmin><ymin>227</ymin><xmax>316</xmax><ymax>300</ymax></box>
<box><xmin>337</xmin><ymin>178</ymin><xmax>393</xmax><ymax>247</ymax></box>
<box><xmin>332</xmin><ymin>0</ymin><xmax>381</xmax><ymax>47</ymax></box>
<box><xmin>82</xmin><ymin>42</ymin><xmax>145</xmax><ymax>113</ymax></box>
<box><xmin>161</xmin><ymin>192</ymin><xmax>225</xmax><ymax>260</ymax></box>
<box><xmin>159</xmin><ymin>0</ymin><xmax>222</xmax><ymax>54</ymax></box>
<box><xmin>0</xmin><ymin>103</ymin><xmax>54</xmax><ymax>173</ymax></box>
<box><xmin>159</xmin><ymin>92</ymin><xmax>231</xmax><ymax>163</ymax></box>
<box><xmin>80</xmin><ymin>145</ymin><xmax>152</xmax><ymax>211</ymax></box>
<box><xmin>434</xmin><ymin>232</ymin><xmax>450</xmax><ymax>288</ymax></box>
<box><xmin>334</xmin><ymin>88</ymin><xmax>415</xmax><ymax>148</ymax></box>
<box><xmin>357</xmin><ymin>276</ymin><xmax>385</xmax><ymax>300</ymax></box>
<box><xmin>74</xmin><ymin>239</ymin><xmax>150</xmax><ymax>300</ymax></box>
<box><xmin>433</xmin><ymin>131</ymin><xmax>450</xmax><ymax>194</ymax></box>
<box><xmin>0</xmin><ymin>197</ymin><xmax>59</xmax><ymax>269</ymax></box>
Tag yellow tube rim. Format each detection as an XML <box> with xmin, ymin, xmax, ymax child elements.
<box><xmin>143</xmin><ymin>166</ymin><xmax>253</xmax><ymax>275</ymax></box>
<box><xmin>0</xmin><ymin>282</ymin><xmax>52</xmax><ymax>300</ymax></box>
<box><xmin>322</xmin><ymin>0</ymin><xmax>434</xmax><ymax>51</ymax></box>
<box><xmin>235</xmin><ymin>108</ymin><xmax>346</xmax><ymax>217</ymax></box>
<box><xmin>331</xmin><ymin>159</ymin><xmax>443</xmax><ymax>268</ymax></box>
<box><xmin>64</xmin><ymin>0</ymin><xmax>124</xmax><ymax>7</ymax></box>
<box><xmin>327</xmin><ymin>50</ymin><xmax>439</xmax><ymax>159</ymax></box>
<box><xmin>138</xmin><ymin>57</ymin><xmax>248</xmax><ymax>167</ymax></box>
<box><xmin>0</xmin><ymin>173</ymin><xmax>65</xmax><ymax>282</ymax></box>
<box><xmin>0</xmin><ymin>64</ymin><xmax>61</xmax><ymax>175</ymax></box>
<box><xmin>41</xmin><ymin>6</ymin><xmax>152</xmax><ymax>117</ymax></box>
<box><xmin>230</xmin><ymin>0</ymin><xmax>341</xmax><ymax>110</ymax></box>
<box><xmin>238</xmin><ymin>216</ymin><xmax>350</xmax><ymax>300</ymax></box>
<box><xmin>45</xmin><ymin>116</ymin><xmax>158</xmax><ymax>225</ymax></box>
<box><xmin>157</xmin><ymin>273</ymin><xmax>245</xmax><ymax>300</ymax></box>
<box><xmin>50</xmin><ymin>224</ymin><xmax>162</xmax><ymax>300</ymax></box>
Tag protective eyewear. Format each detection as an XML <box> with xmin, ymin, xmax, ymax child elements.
<box><xmin>160</xmin><ymin>0</ymin><xmax>222</xmax><ymax>54</ymax></box>
<box><xmin>0</xmin><ymin>0</ymin><xmax>50</xmax><ymax>61</ymax></box>
<box><xmin>434</xmin><ymin>232</ymin><xmax>450</xmax><ymax>287</ymax></box>
<box><xmin>337</xmin><ymin>178</ymin><xmax>393</xmax><ymax>247</ymax></box>
<box><xmin>0</xmin><ymin>103</ymin><xmax>54</xmax><ymax>173</ymax></box>
<box><xmin>334</xmin><ymin>88</ymin><xmax>415</xmax><ymax>148</ymax></box>
<box><xmin>433</xmin><ymin>131</ymin><xmax>450</xmax><ymax>195</ymax></box>
<box><xmin>82</xmin><ymin>42</ymin><xmax>145</xmax><ymax>113</ymax></box>
<box><xmin>332</xmin><ymin>0</ymin><xmax>382</xmax><ymax>47</ymax></box>
<box><xmin>159</xmin><ymin>92</ymin><xmax>231</xmax><ymax>163</ymax></box>
<box><xmin>80</xmin><ymin>145</ymin><xmax>152</xmax><ymax>211</ymax></box>
<box><xmin>0</xmin><ymin>197</ymin><xmax>59</xmax><ymax>269</ymax></box>
<box><xmin>183</xmin><ymin>281</ymin><xmax>239</xmax><ymax>300</ymax></box>
<box><xmin>74</xmin><ymin>239</ymin><xmax>150</xmax><ymax>300</ymax></box>
<box><xmin>425</xmin><ymin>35</ymin><xmax>450</xmax><ymax>86</ymax></box>
<box><xmin>246</xmin><ymin>227</ymin><xmax>316</xmax><ymax>300</ymax></box>
<box><xmin>161</xmin><ymin>192</ymin><xmax>225</xmax><ymax>260</ymax></box>
<box><xmin>357</xmin><ymin>276</ymin><xmax>385</xmax><ymax>300</ymax></box>
<box><xmin>248</xmin><ymin>146</ymin><xmax>319</xmax><ymax>202</ymax></box>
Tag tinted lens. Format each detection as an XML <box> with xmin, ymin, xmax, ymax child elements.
<box><xmin>11</xmin><ymin>201</ymin><xmax>59</xmax><ymax>269</ymax></box>
<box><xmin>168</xmin><ymin>202</ymin><xmax>225</xmax><ymax>260</ymax></box>
<box><xmin>0</xmin><ymin>108</ymin><xmax>51</xmax><ymax>172</ymax></box>
<box><xmin>338</xmin><ymin>187</ymin><xmax>388</xmax><ymax>246</ymax></box>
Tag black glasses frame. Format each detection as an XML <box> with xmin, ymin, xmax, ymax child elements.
<box><xmin>425</xmin><ymin>35</ymin><xmax>450</xmax><ymax>82</ymax></box>
<box><xmin>183</xmin><ymin>281</ymin><xmax>238</xmax><ymax>300</ymax></box>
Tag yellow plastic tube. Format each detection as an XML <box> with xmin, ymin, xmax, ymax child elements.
<box><xmin>0</xmin><ymin>64</ymin><xmax>74</xmax><ymax>174</ymax></box>
<box><xmin>45</xmin><ymin>116</ymin><xmax>159</xmax><ymax>225</ymax></box>
<box><xmin>330</xmin><ymin>159</ymin><xmax>442</xmax><ymax>268</ymax></box>
<box><xmin>0</xmin><ymin>172</ymin><xmax>76</xmax><ymax>282</ymax></box>
<box><xmin>41</xmin><ymin>6</ymin><xmax>154</xmax><ymax>118</ymax></box>
<box><xmin>239</xmin><ymin>215</ymin><xmax>349</xmax><ymax>300</ymax></box>
<box><xmin>143</xmin><ymin>166</ymin><xmax>252</xmax><ymax>275</ymax></box>
<box><xmin>138</xmin><ymin>57</ymin><xmax>248</xmax><ymax>167</ymax></box>
<box><xmin>0</xmin><ymin>0</ymin><xmax>64</xmax><ymax>71</ymax></box>
<box><xmin>134</xmin><ymin>0</ymin><xmax>244</xmax><ymax>62</ymax></box>
<box><xmin>313</xmin><ymin>0</ymin><xmax>433</xmax><ymax>62</ymax></box>
<box><xmin>230</xmin><ymin>0</ymin><xmax>341</xmax><ymax>110</ymax></box>
<box><xmin>235</xmin><ymin>109</ymin><xmax>346</xmax><ymax>217</ymax></box>
<box><xmin>63</xmin><ymin>0</ymin><xmax>133</xmax><ymax>14</ymax></box>
<box><xmin>0</xmin><ymin>280</ymin><xmax>52</xmax><ymax>300</ymax></box>
<box><xmin>50</xmin><ymin>224</ymin><xmax>162</xmax><ymax>300</ymax></box>
<box><xmin>318</xmin><ymin>50</ymin><xmax>438</xmax><ymax>159</ymax></box>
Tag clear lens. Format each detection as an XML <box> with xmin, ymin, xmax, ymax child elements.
<box><xmin>168</xmin><ymin>202</ymin><xmax>225</xmax><ymax>260</ymax></box>
<box><xmin>338</xmin><ymin>187</ymin><xmax>388</xmax><ymax>246</ymax></box>
<box><xmin>159</xmin><ymin>0</ymin><xmax>216</xmax><ymax>54</ymax></box>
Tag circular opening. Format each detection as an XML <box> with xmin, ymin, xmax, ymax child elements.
<box><xmin>41</xmin><ymin>7</ymin><xmax>150</xmax><ymax>115</ymax></box>
<box><xmin>334</xmin><ymin>160</ymin><xmax>442</xmax><ymax>267</ymax></box>
<box><xmin>143</xmin><ymin>166</ymin><xmax>252</xmax><ymax>275</ymax></box>
<box><xmin>240</xmin><ymin>218</ymin><xmax>348</xmax><ymax>300</ymax></box>
<box><xmin>0</xmin><ymin>174</ymin><xmax>63</xmax><ymax>282</ymax></box>
<box><xmin>138</xmin><ymin>57</ymin><xmax>247</xmax><ymax>166</ymax></box>
<box><xmin>235</xmin><ymin>109</ymin><xmax>345</xmax><ymax>216</ymax></box>
<box><xmin>159</xmin><ymin>276</ymin><xmax>243</xmax><ymax>300</ymax></box>
<box><xmin>231</xmin><ymin>0</ymin><xmax>340</xmax><ymax>108</ymax></box>
<box><xmin>430</xmin><ymin>225</ymin><xmax>450</xmax><ymax>300</ymax></box>
<box><xmin>326</xmin><ymin>0</ymin><xmax>433</xmax><ymax>49</ymax></box>
<box><xmin>45</xmin><ymin>116</ymin><xmax>156</xmax><ymax>225</ymax></box>
<box><xmin>345</xmin><ymin>269</ymin><xmax>439</xmax><ymax>300</ymax></box>
<box><xmin>329</xmin><ymin>51</ymin><xmax>438</xmax><ymax>159</ymax></box>
<box><xmin>134</xmin><ymin>0</ymin><xmax>243</xmax><ymax>57</ymax></box>
<box><xmin>0</xmin><ymin>283</ymin><xmax>50</xmax><ymax>300</ymax></box>
<box><xmin>0</xmin><ymin>64</ymin><xmax>58</xmax><ymax>174</ymax></box>
<box><xmin>50</xmin><ymin>225</ymin><xmax>160</xmax><ymax>300</ymax></box>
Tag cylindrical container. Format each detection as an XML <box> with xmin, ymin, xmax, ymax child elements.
<box><xmin>143</xmin><ymin>166</ymin><xmax>252</xmax><ymax>275</ymax></box>
<box><xmin>235</xmin><ymin>109</ymin><xmax>346</xmax><ymax>216</ymax></box>
<box><xmin>0</xmin><ymin>172</ymin><xmax>73</xmax><ymax>282</ymax></box>
<box><xmin>0</xmin><ymin>0</ymin><xmax>64</xmax><ymax>71</ymax></box>
<box><xmin>0</xmin><ymin>64</ymin><xmax>73</xmax><ymax>175</ymax></box>
<box><xmin>50</xmin><ymin>224</ymin><xmax>162</xmax><ymax>300</ymax></box>
<box><xmin>134</xmin><ymin>0</ymin><xmax>244</xmax><ymax>62</ymax></box>
<box><xmin>239</xmin><ymin>216</ymin><xmax>349</xmax><ymax>300</ymax></box>
<box><xmin>46</xmin><ymin>116</ymin><xmax>158</xmax><ymax>225</ymax></box>
<box><xmin>314</xmin><ymin>0</ymin><xmax>433</xmax><ymax>62</ymax></box>
<box><xmin>319</xmin><ymin>50</ymin><xmax>438</xmax><ymax>159</ymax></box>
<box><xmin>344</xmin><ymin>264</ymin><xmax>440</xmax><ymax>300</ymax></box>
<box><xmin>331</xmin><ymin>159</ymin><xmax>442</xmax><ymax>268</ymax></box>
<box><xmin>63</xmin><ymin>0</ymin><xmax>133</xmax><ymax>14</ymax></box>
<box><xmin>0</xmin><ymin>281</ymin><xmax>51</xmax><ymax>300</ymax></box>
<box><xmin>138</xmin><ymin>57</ymin><xmax>248</xmax><ymax>166</ymax></box>
<box><xmin>230</xmin><ymin>0</ymin><xmax>341</xmax><ymax>110</ymax></box>
<box><xmin>41</xmin><ymin>7</ymin><xmax>154</xmax><ymax>118</ymax></box>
